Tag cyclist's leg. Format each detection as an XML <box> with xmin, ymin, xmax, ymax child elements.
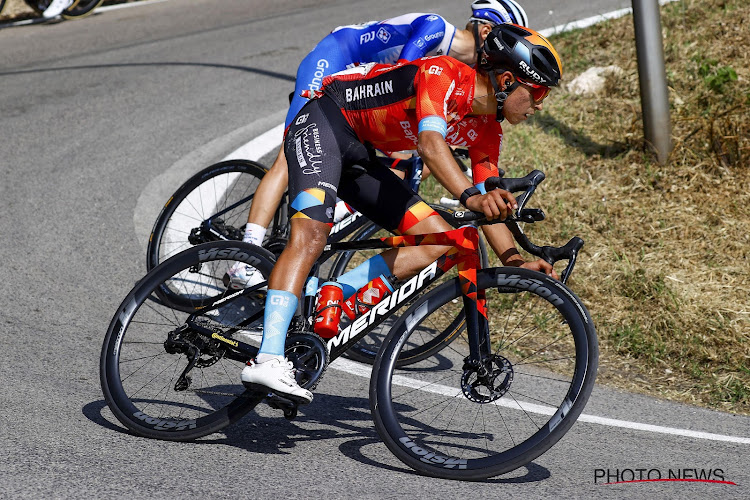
<box><xmin>338</xmin><ymin>163</ymin><xmax>453</xmax><ymax>284</ymax></box>
<box><xmin>244</xmin><ymin>146</ymin><xmax>289</xmax><ymax>239</ymax></box>
<box><xmin>243</xmin><ymin>95</ymin><xmax>359</xmax><ymax>402</ymax></box>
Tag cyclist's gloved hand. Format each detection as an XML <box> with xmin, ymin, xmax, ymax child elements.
<box><xmin>465</xmin><ymin>189</ymin><xmax>517</xmax><ymax>221</ymax></box>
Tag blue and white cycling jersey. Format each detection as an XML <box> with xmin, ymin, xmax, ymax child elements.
<box><xmin>285</xmin><ymin>13</ymin><xmax>457</xmax><ymax>128</ymax></box>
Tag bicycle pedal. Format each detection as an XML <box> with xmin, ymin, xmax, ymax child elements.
<box><xmin>265</xmin><ymin>393</ymin><xmax>299</xmax><ymax>420</ymax></box>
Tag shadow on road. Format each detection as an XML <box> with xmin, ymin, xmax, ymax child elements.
<box><xmin>0</xmin><ymin>61</ymin><xmax>296</xmax><ymax>82</ymax></box>
<box><xmin>83</xmin><ymin>393</ymin><xmax>551</xmax><ymax>484</ymax></box>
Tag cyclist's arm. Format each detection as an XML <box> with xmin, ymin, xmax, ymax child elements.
<box><xmin>397</xmin><ymin>14</ymin><xmax>448</xmax><ymax>62</ymax></box>
<box><xmin>413</xmin><ymin>59</ymin><xmax>516</xmax><ymax>220</ymax></box>
<box><xmin>467</xmin><ymin>129</ymin><xmax>558</xmax><ymax>276</ymax></box>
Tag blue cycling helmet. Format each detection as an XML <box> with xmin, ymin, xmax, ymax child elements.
<box><xmin>470</xmin><ymin>0</ymin><xmax>529</xmax><ymax>28</ymax></box>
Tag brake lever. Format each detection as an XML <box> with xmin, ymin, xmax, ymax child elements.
<box><xmin>485</xmin><ymin>170</ymin><xmax>546</xmax><ymax>217</ymax></box>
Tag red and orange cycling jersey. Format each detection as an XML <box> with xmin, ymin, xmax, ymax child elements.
<box><xmin>316</xmin><ymin>56</ymin><xmax>504</xmax><ymax>187</ymax></box>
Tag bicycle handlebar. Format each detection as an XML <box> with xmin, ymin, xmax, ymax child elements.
<box><xmin>449</xmin><ymin>169</ymin><xmax>583</xmax><ymax>285</ymax></box>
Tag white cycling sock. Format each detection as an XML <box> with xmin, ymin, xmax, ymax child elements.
<box><xmin>243</xmin><ymin>223</ymin><xmax>266</xmax><ymax>246</ymax></box>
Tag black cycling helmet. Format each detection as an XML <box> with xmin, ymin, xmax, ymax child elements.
<box><xmin>478</xmin><ymin>23</ymin><xmax>563</xmax><ymax>121</ymax></box>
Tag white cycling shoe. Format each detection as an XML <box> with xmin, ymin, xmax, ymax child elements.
<box><xmin>225</xmin><ymin>261</ymin><xmax>265</xmax><ymax>290</ymax></box>
<box><xmin>43</xmin><ymin>0</ymin><xmax>75</xmax><ymax>18</ymax></box>
<box><xmin>241</xmin><ymin>357</ymin><xmax>313</xmax><ymax>404</ymax></box>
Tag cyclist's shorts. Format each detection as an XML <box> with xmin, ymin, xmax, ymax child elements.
<box><xmin>284</xmin><ymin>95</ymin><xmax>437</xmax><ymax>234</ymax></box>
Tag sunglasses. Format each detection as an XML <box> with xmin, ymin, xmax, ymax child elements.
<box><xmin>516</xmin><ymin>77</ymin><xmax>551</xmax><ymax>103</ymax></box>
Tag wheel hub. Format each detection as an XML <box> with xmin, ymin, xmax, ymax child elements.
<box><xmin>461</xmin><ymin>355</ymin><xmax>514</xmax><ymax>403</ymax></box>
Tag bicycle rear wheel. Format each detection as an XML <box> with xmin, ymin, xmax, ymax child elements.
<box><xmin>101</xmin><ymin>241</ymin><xmax>276</xmax><ymax>440</ymax></box>
<box><xmin>62</xmin><ymin>0</ymin><xmax>102</xmax><ymax>18</ymax></box>
<box><xmin>146</xmin><ymin>159</ymin><xmax>276</xmax><ymax>271</ymax></box>
<box><xmin>371</xmin><ymin>267</ymin><xmax>598</xmax><ymax>480</ymax></box>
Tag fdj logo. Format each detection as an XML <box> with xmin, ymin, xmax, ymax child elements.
<box><xmin>428</xmin><ymin>65</ymin><xmax>443</xmax><ymax>76</ymax></box>
<box><xmin>295</xmin><ymin>113</ymin><xmax>309</xmax><ymax>125</ymax></box>
<box><xmin>377</xmin><ymin>27</ymin><xmax>391</xmax><ymax>43</ymax></box>
<box><xmin>360</xmin><ymin>31</ymin><xmax>375</xmax><ymax>44</ymax></box>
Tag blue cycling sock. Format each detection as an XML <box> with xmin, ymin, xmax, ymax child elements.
<box><xmin>258</xmin><ymin>289</ymin><xmax>298</xmax><ymax>357</ymax></box>
<box><xmin>336</xmin><ymin>254</ymin><xmax>392</xmax><ymax>298</ymax></box>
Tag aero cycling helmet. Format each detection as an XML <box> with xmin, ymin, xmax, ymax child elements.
<box><xmin>470</xmin><ymin>0</ymin><xmax>529</xmax><ymax>27</ymax></box>
<box><xmin>479</xmin><ymin>23</ymin><xmax>563</xmax><ymax>120</ymax></box>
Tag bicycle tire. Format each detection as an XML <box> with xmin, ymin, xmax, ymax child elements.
<box><xmin>370</xmin><ymin>267</ymin><xmax>598</xmax><ymax>480</ymax></box>
<box><xmin>332</xmin><ymin>204</ymin><xmax>490</xmax><ymax>366</ymax></box>
<box><xmin>146</xmin><ymin>159</ymin><xmax>274</xmax><ymax>272</ymax></box>
<box><xmin>62</xmin><ymin>0</ymin><xmax>103</xmax><ymax>19</ymax></box>
<box><xmin>101</xmin><ymin>241</ymin><xmax>278</xmax><ymax>441</ymax></box>
<box><xmin>22</xmin><ymin>0</ymin><xmax>78</xmax><ymax>14</ymax></box>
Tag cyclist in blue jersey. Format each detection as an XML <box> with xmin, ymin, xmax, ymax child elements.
<box><xmin>228</xmin><ymin>0</ymin><xmax>531</xmax><ymax>288</ymax></box>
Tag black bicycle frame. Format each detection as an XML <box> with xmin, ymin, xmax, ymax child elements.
<box><xmin>188</xmin><ymin>223</ymin><xmax>491</xmax><ymax>365</ymax></box>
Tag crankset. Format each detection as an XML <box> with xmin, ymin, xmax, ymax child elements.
<box><xmin>284</xmin><ymin>331</ymin><xmax>328</xmax><ymax>390</ymax></box>
<box><xmin>461</xmin><ymin>355</ymin><xmax>514</xmax><ymax>403</ymax></box>
<box><xmin>253</xmin><ymin>332</ymin><xmax>328</xmax><ymax>421</ymax></box>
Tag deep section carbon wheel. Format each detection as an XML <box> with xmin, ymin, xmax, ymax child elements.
<box><xmin>370</xmin><ymin>267</ymin><xmax>598</xmax><ymax>480</ymax></box>
<box><xmin>101</xmin><ymin>241</ymin><xmax>276</xmax><ymax>440</ymax></box>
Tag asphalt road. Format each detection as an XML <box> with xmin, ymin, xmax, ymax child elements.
<box><xmin>1</xmin><ymin>0</ymin><xmax>749</xmax><ymax>498</ymax></box>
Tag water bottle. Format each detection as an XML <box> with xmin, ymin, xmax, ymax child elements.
<box><xmin>342</xmin><ymin>275</ymin><xmax>395</xmax><ymax>320</ymax></box>
<box><xmin>314</xmin><ymin>282</ymin><xmax>344</xmax><ymax>338</ymax></box>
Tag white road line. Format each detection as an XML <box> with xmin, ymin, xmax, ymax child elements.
<box><xmin>330</xmin><ymin>358</ymin><xmax>750</xmax><ymax>445</ymax></box>
<box><xmin>222</xmin><ymin>124</ymin><xmax>285</xmax><ymax>162</ymax></box>
<box><xmin>538</xmin><ymin>0</ymin><xmax>680</xmax><ymax>38</ymax></box>
<box><xmin>97</xmin><ymin>0</ymin><xmax>171</xmax><ymax>13</ymax></box>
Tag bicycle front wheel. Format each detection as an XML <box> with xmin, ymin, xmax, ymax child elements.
<box><xmin>371</xmin><ymin>267</ymin><xmax>598</xmax><ymax>480</ymax></box>
<box><xmin>101</xmin><ymin>241</ymin><xmax>276</xmax><ymax>440</ymax></box>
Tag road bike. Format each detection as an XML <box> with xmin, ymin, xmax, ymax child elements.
<box><xmin>23</xmin><ymin>0</ymin><xmax>103</xmax><ymax>19</ymax></box>
<box><xmin>145</xmin><ymin>155</ymin><xmax>489</xmax><ymax>364</ymax></box>
<box><xmin>100</xmin><ymin>169</ymin><xmax>598</xmax><ymax>480</ymax></box>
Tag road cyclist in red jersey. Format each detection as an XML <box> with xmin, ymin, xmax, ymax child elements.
<box><xmin>227</xmin><ymin>0</ymin><xmax>532</xmax><ymax>288</ymax></box>
<box><xmin>240</xmin><ymin>23</ymin><xmax>565</xmax><ymax>404</ymax></box>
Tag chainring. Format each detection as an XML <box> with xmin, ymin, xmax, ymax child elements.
<box><xmin>284</xmin><ymin>332</ymin><xmax>329</xmax><ymax>390</ymax></box>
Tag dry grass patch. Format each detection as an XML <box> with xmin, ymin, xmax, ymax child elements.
<box><xmin>505</xmin><ymin>0</ymin><xmax>749</xmax><ymax>414</ymax></box>
<box><xmin>422</xmin><ymin>0</ymin><xmax>749</xmax><ymax>414</ymax></box>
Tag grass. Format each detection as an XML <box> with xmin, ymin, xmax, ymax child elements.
<box><xmin>421</xmin><ymin>0</ymin><xmax>749</xmax><ymax>415</ymax></box>
<box><xmin>497</xmin><ymin>0</ymin><xmax>749</xmax><ymax>414</ymax></box>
